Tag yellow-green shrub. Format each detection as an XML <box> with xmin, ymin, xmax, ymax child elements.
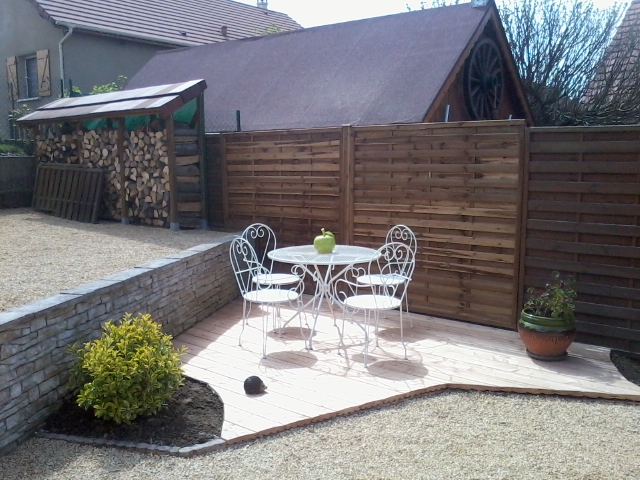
<box><xmin>68</xmin><ymin>313</ymin><xmax>186</xmax><ymax>424</ymax></box>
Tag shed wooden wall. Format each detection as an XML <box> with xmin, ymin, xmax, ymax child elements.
<box><xmin>524</xmin><ymin>126</ymin><xmax>640</xmax><ymax>352</ymax></box>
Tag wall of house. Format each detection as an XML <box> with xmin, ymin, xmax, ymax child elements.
<box><xmin>1</xmin><ymin>0</ymin><xmax>62</xmax><ymax>139</ymax></box>
<box><xmin>1</xmin><ymin>0</ymin><xmax>175</xmax><ymax>140</ymax></box>
<box><xmin>0</xmin><ymin>235</ymin><xmax>238</xmax><ymax>455</ymax></box>
<box><xmin>62</xmin><ymin>33</ymin><xmax>173</xmax><ymax>95</ymax></box>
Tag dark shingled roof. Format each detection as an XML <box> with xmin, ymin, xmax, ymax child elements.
<box><xmin>126</xmin><ymin>4</ymin><xmax>491</xmax><ymax>132</ymax></box>
<box><xmin>29</xmin><ymin>0</ymin><xmax>302</xmax><ymax>47</ymax></box>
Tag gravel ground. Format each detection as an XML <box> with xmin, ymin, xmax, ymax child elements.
<box><xmin>2</xmin><ymin>208</ymin><xmax>640</xmax><ymax>479</ymax></box>
<box><xmin>3</xmin><ymin>391</ymin><xmax>640</xmax><ymax>480</ymax></box>
<box><xmin>0</xmin><ymin>208</ymin><xmax>232</xmax><ymax>312</ymax></box>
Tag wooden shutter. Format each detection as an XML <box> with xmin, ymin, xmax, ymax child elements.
<box><xmin>37</xmin><ymin>49</ymin><xmax>51</xmax><ymax>97</ymax></box>
<box><xmin>6</xmin><ymin>56</ymin><xmax>19</xmax><ymax>101</ymax></box>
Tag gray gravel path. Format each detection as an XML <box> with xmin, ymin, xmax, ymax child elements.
<box><xmin>3</xmin><ymin>391</ymin><xmax>639</xmax><ymax>479</ymax></box>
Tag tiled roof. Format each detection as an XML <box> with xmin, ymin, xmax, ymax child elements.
<box><xmin>127</xmin><ymin>4</ymin><xmax>493</xmax><ymax>132</ymax></box>
<box><xmin>29</xmin><ymin>0</ymin><xmax>302</xmax><ymax>46</ymax></box>
<box><xmin>586</xmin><ymin>0</ymin><xmax>640</xmax><ymax>98</ymax></box>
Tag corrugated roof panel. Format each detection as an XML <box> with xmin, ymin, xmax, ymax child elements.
<box><xmin>17</xmin><ymin>80</ymin><xmax>206</xmax><ymax>124</ymax></box>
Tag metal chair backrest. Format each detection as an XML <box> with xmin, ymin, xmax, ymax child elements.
<box><xmin>241</xmin><ymin>223</ymin><xmax>278</xmax><ymax>273</ymax></box>
<box><xmin>386</xmin><ymin>225</ymin><xmax>417</xmax><ymax>255</ymax></box>
<box><xmin>372</xmin><ymin>241</ymin><xmax>416</xmax><ymax>297</ymax></box>
<box><xmin>229</xmin><ymin>237</ymin><xmax>268</xmax><ymax>296</ymax></box>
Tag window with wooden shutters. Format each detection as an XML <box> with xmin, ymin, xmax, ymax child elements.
<box><xmin>37</xmin><ymin>49</ymin><xmax>51</xmax><ymax>97</ymax></box>
<box><xmin>25</xmin><ymin>56</ymin><xmax>38</xmax><ymax>98</ymax></box>
<box><xmin>6</xmin><ymin>56</ymin><xmax>19</xmax><ymax>101</ymax></box>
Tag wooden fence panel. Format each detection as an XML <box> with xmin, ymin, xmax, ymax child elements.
<box><xmin>214</xmin><ymin>121</ymin><xmax>525</xmax><ymax>329</ymax></box>
<box><xmin>352</xmin><ymin>121</ymin><xmax>525</xmax><ymax>329</ymax></box>
<box><xmin>525</xmin><ymin>126</ymin><xmax>640</xmax><ymax>352</ymax></box>
<box><xmin>220</xmin><ymin>129</ymin><xmax>344</xmax><ymax>246</ymax></box>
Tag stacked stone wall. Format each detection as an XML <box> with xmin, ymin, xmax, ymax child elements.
<box><xmin>0</xmin><ymin>235</ymin><xmax>238</xmax><ymax>455</ymax></box>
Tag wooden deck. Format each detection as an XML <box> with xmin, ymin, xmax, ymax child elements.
<box><xmin>173</xmin><ymin>296</ymin><xmax>640</xmax><ymax>445</ymax></box>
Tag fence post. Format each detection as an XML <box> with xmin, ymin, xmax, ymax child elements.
<box><xmin>166</xmin><ymin>115</ymin><xmax>179</xmax><ymax>231</ymax></box>
<box><xmin>339</xmin><ymin>124</ymin><xmax>355</xmax><ymax>245</ymax></box>
<box><xmin>515</xmin><ymin>122</ymin><xmax>530</xmax><ymax>326</ymax></box>
<box><xmin>117</xmin><ymin>118</ymin><xmax>129</xmax><ymax>224</ymax></box>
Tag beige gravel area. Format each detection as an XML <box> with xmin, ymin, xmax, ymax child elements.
<box><xmin>0</xmin><ymin>208</ymin><xmax>233</xmax><ymax>312</ymax></box>
<box><xmin>3</xmin><ymin>391</ymin><xmax>640</xmax><ymax>480</ymax></box>
<box><xmin>2</xmin><ymin>208</ymin><xmax>640</xmax><ymax>479</ymax></box>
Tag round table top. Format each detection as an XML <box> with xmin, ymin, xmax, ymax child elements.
<box><xmin>268</xmin><ymin>244</ymin><xmax>379</xmax><ymax>266</ymax></box>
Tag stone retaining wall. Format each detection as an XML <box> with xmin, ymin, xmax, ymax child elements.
<box><xmin>0</xmin><ymin>235</ymin><xmax>238</xmax><ymax>455</ymax></box>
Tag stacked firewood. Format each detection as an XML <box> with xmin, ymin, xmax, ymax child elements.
<box><xmin>123</xmin><ymin>129</ymin><xmax>170</xmax><ymax>227</ymax></box>
<box><xmin>35</xmin><ymin>126</ymin><xmax>171</xmax><ymax>227</ymax></box>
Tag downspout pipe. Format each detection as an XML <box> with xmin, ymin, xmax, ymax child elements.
<box><xmin>57</xmin><ymin>23</ymin><xmax>75</xmax><ymax>96</ymax></box>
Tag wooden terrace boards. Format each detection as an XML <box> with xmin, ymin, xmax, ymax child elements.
<box><xmin>173</xmin><ymin>296</ymin><xmax>640</xmax><ymax>445</ymax></box>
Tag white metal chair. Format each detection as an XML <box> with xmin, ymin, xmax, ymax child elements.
<box><xmin>334</xmin><ymin>242</ymin><xmax>415</xmax><ymax>367</ymax></box>
<box><xmin>240</xmin><ymin>223</ymin><xmax>302</xmax><ymax>323</ymax></box>
<box><xmin>230</xmin><ymin>237</ymin><xmax>305</xmax><ymax>359</ymax></box>
<box><xmin>357</xmin><ymin>225</ymin><xmax>417</xmax><ymax>326</ymax></box>
<box><xmin>241</xmin><ymin>223</ymin><xmax>301</xmax><ymax>288</ymax></box>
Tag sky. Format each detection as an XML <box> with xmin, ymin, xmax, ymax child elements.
<box><xmin>235</xmin><ymin>0</ymin><xmax>626</xmax><ymax>28</ymax></box>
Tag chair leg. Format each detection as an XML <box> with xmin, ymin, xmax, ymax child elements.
<box><xmin>262</xmin><ymin>310</ymin><xmax>269</xmax><ymax>359</ymax></box>
<box><xmin>400</xmin><ymin>308</ymin><xmax>408</xmax><ymax>360</ymax></box>
<box><xmin>404</xmin><ymin>296</ymin><xmax>413</xmax><ymax>328</ymax></box>
<box><xmin>363</xmin><ymin>311</ymin><xmax>371</xmax><ymax>368</ymax></box>
<box><xmin>244</xmin><ymin>298</ymin><xmax>252</xmax><ymax>325</ymax></box>
<box><xmin>238</xmin><ymin>302</ymin><xmax>247</xmax><ymax>347</ymax></box>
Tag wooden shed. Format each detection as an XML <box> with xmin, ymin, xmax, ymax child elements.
<box><xmin>126</xmin><ymin>1</ymin><xmax>532</xmax><ymax>131</ymax></box>
<box><xmin>17</xmin><ymin>79</ymin><xmax>208</xmax><ymax>230</ymax></box>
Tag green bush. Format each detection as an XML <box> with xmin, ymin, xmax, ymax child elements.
<box><xmin>68</xmin><ymin>313</ymin><xmax>186</xmax><ymax>424</ymax></box>
<box><xmin>0</xmin><ymin>143</ymin><xmax>25</xmax><ymax>154</ymax></box>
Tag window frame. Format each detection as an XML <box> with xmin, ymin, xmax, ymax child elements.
<box><xmin>16</xmin><ymin>54</ymin><xmax>40</xmax><ymax>101</ymax></box>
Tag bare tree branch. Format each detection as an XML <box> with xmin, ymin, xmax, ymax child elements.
<box><xmin>500</xmin><ymin>0</ymin><xmax>639</xmax><ymax>126</ymax></box>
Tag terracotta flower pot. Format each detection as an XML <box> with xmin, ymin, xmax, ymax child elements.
<box><xmin>517</xmin><ymin>310</ymin><xmax>576</xmax><ymax>361</ymax></box>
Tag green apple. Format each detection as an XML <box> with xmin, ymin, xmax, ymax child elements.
<box><xmin>313</xmin><ymin>228</ymin><xmax>335</xmax><ymax>254</ymax></box>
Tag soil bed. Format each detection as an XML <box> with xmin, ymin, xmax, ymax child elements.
<box><xmin>42</xmin><ymin>377</ymin><xmax>223</xmax><ymax>447</ymax></box>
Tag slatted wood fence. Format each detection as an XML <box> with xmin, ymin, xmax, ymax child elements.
<box><xmin>208</xmin><ymin>120</ymin><xmax>525</xmax><ymax>330</ymax></box>
<box><xmin>207</xmin><ymin>122</ymin><xmax>640</xmax><ymax>352</ymax></box>
<box><xmin>351</xmin><ymin>122</ymin><xmax>524</xmax><ymax>328</ymax></box>
<box><xmin>32</xmin><ymin>163</ymin><xmax>104</xmax><ymax>223</ymax></box>
<box><xmin>524</xmin><ymin>126</ymin><xmax>640</xmax><ymax>352</ymax></box>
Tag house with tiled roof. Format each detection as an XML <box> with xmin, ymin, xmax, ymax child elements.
<box><xmin>127</xmin><ymin>1</ymin><xmax>532</xmax><ymax>132</ymax></box>
<box><xmin>1</xmin><ymin>0</ymin><xmax>301</xmax><ymax>138</ymax></box>
<box><xmin>583</xmin><ymin>0</ymin><xmax>640</xmax><ymax>122</ymax></box>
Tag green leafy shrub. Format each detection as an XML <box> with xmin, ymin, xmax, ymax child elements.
<box><xmin>68</xmin><ymin>313</ymin><xmax>186</xmax><ymax>424</ymax></box>
<box><xmin>0</xmin><ymin>143</ymin><xmax>25</xmax><ymax>154</ymax></box>
<box><xmin>523</xmin><ymin>271</ymin><xmax>576</xmax><ymax>322</ymax></box>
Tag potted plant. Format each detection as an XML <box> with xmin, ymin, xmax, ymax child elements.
<box><xmin>518</xmin><ymin>271</ymin><xmax>577</xmax><ymax>361</ymax></box>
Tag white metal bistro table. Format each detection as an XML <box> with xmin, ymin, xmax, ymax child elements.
<box><xmin>267</xmin><ymin>244</ymin><xmax>379</xmax><ymax>350</ymax></box>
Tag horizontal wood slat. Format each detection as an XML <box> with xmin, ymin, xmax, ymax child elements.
<box><xmin>525</xmin><ymin>126</ymin><xmax>640</xmax><ymax>353</ymax></box>
<box><xmin>32</xmin><ymin>163</ymin><xmax>104</xmax><ymax>223</ymax></box>
<box><xmin>213</xmin><ymin>122</ymin><xmax>524</xmax><ymax>331</ymax></box>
